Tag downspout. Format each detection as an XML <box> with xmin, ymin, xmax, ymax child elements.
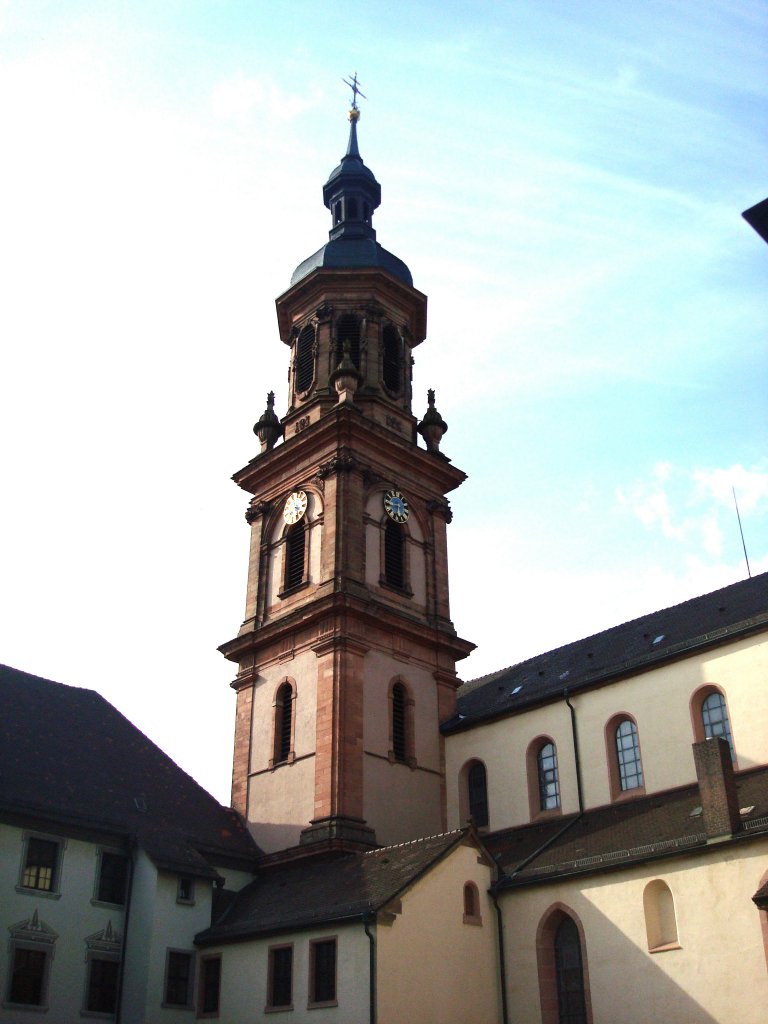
<box><xmin>564</xmin><ymin>688</ymin><xmax>585</xmax><ymax>813</ymax></box>
<box><xmin>490</xmin><ymin>689</ymin><xmax>587</xmax><ymax>1021</ymax></box>
<box><xmin>115</xmin><ymin>837</ymin><xmax>137</xmax><ymax>1024</ymax></box>
<box><xmin>363</xmin><ymin>914</ymin><xmax>376</xmax><ymax>1024</ymax></box>
<box><xmin>490</xmin><ymin>889</ymin><xmax>509</xmax><ymax>1024</ymax></box>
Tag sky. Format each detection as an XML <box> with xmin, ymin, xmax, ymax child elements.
<box><xmin>1</xmin><ymin>0</ymin><xmax>766</xmax><ymax>804</ymax></box>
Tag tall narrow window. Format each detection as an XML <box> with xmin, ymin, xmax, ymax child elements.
<box><xmin>463</xmin><ymin>882</ymin><xmax>482</xmax><ymax>924</ymax></box>
<box><xmin>284</xmin><ymin>520</ymin><xmax>306</xmax><ymax>591</ymax></box>
<box><xmin>268</xmin><ymin>945</ymin><xmax>293</xmax><ymax>1010</ymax></box>
<box><xmin>97</xmin><ymin>852</ymin><xmax>128</xmax><ymax>904</ymax></box>
<box><xmin>538</xmin><ymin>742</ymin><xmax>561</xmax><ymax>811</ymax></box>
<box><xmin>199</xmin><ymin>956</ymin><xmax>221</xmax><ymax>1015</ymax></box>
<box><xmin>554</xmin><ymin>917</ymin><xmax>588</xmax><ymax>1024</ymax></box>
<box><xmin>467</xmin><ymin>761</ymin><xmax>489</xmax><ymax>828</ymax></box>
<box><xmin>382</xmin><ymin>326</ymin><xmax>402</xmax><ymax>393</ymax></box>
<box><xmin>274</xmin><ymin>682</ymin><xmax>293</xmax><ymax>765</ymax></box>
<box><xmin>615</xmin><ymin>718</ymin><xmax>643</xmax><ymax>792</ymax></box>
<box><xmin>8</xmin><ymin>947</ymin><xmax>49</xmax><ymax>1007</ymax></box>
<box><xmin>336</xmin><ymin>314</ymin><xmax>361</xmax><ymax>368</ymax></box>
<box><xmin>384</xmin><ymin>519</ymin><xmax>405</xmax><ymax>589</ymax></box>
<box><xmin>309</xmin><ymin>939</ymin><xmax>337</xmax><ymax>1006</ymax></box>
<box><xmin>164</xmin><ymin>951</ymin><xmax>194</xmax><ymax>1007</ymax></box>
<box><xmin>86</xmin><ymin>957</ymin><xmax>119</xmax><ymax>1013</ymax></box>
<box><xmin>701</xmin><ymin>691</ymin><xmax>734</xmax><ymax>758</ymax></box>
<box><xmin>392</xmin><ymin>683</ymin><xmax>407</xmax><ymax>762</ymax></box>
<box><xmin>295</xmin><ymin>324</ymin><xmax>315</xmax><ymax>394</ymax></box>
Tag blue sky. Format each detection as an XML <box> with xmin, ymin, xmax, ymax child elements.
<box><xmin>1</xmin><ymin>1</ymin><xmax>766</xmax><ymax>802</ymax></box>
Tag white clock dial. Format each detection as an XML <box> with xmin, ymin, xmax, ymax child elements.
<box><xmin>384</xmin><ymin>489</ymin><xmax>409</xmax><ymax>524</ymax></box>
<box><xmin>283</xmin><ymin>490</ymin><xmax>308</xmax><ymax>525</ymax></box>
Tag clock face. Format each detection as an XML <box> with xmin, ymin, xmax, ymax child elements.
<box><xmin>384</xmin><ymin>489</ymin><xmax>410</xmax><ymax>524</ymax></box>
<box><xmin>283</xmin><ymin>490</ymin><xmax>308</xmax><ymax>525</ymax></box>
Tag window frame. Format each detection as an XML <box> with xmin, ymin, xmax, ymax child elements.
<box><xmin>294</xmin><ymin>323</ymin><xmax>316</xmax><ymax>396</ymax></box>
<box><xmin>535</xmin><ymin>904</ymin><xmax>593</xmax><ymax>1024</ymax></box>
<box><xmin>83</xmin><ymin>951</ymin><xmax>121</xmax><ymax>1016</ymax></box>
<box><xmin>198</xmin><ymin>954</ymin><xmax>222</xmax><ymax>1018</ymax></box>
<box><xmin>690</xmin><ymin>685</ymin><xmax>737</xmax><ymax>767</ymax></box>
<box><xmin>308</xmin><ymin>937</ymin><xmax>338</xmax><ymax>1009</ymax></box>
<box><xmin>281</xmin><ymin>518</ymin><xmax>308</xmax><ymax>595</ymax></box>
<box><xmin>162</xmin><ymin>948</ymin><xmax>195</xmax><ymax>1009</ymax></box>
<box><xmin>94</xmin><ymin>849</ymin><xmax>129</xmax><ymax>907</ymax></box>
<box><xmin>605</xmin><ymin>714</ymin><xmax>645</xmax><ymax>801</ymax></box>
<box><xmin>177</xmin><ymin>875</ymin><xmax>195</xmax><ymax>905</ymax></box>
<box><xmin>17</xmin><ymin>832</ymin><xmax>64</xmax><ymax>897</ymax></box>
<box><xmin>380</xmin><ymin>516</ymin><xmax>412</xmax><ymax>595</ymax></box>
<box><xmin>5</xmin><ymin>941</ymin><xmax>54</xmax><ymax>1010</ymax></box>
<box><xmin>388</xmin><ymin>679</ymin><xmax>415</xmax><ymax>767</ymax></box>
<box><xmin>266</xmin><ymin>943</ymin><xmax>294</xmax><ymax>1012</ymax></box>
<box><xmin>462</xmin><ymin>881</ymin><xmax>482</xmax><ymax>925</ymax></box>
<box><xmin>526</xmin><ymin>736</ymin><xmax>562</xmax><ymax>820</ymax></box>
<box><xmin>270</xmin><ymin>678</ymin><xmax>297</xmax><ymax>769</ymax></box>
<box><xmin>459</xmin><ymin>759</ymin><xmax>489</xmax><ymax>829</ymax></box>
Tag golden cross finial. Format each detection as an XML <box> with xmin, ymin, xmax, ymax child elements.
<box><xmin>342</xmin><ymin>72</ymin><xmax>367</xmax><ymax>112</ymax></box>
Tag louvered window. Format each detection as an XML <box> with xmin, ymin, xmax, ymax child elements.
<box><xmin>382</xmin><ymin>326</ymin><xmax>401</xmax><ymax>392</ymax></box>
<box><xmin>384</xmin><ymin>519</ymin><xmax>405</xmax><ymax>589</ymax></box>
<box><xmin>295</xmin><ymin>325</ymin><xmax>314</xmax><ymax>394</ymax></box>
<box><xmin>284</xmin><ymin>521</ymin><xmax>305</xmax><ymax>590</ymax></box>
<box><xmin>336</xmin><ymin>314</ymin><xmax>361</xmax><ymax>368</ymax></box>
<box><xmin>392</xmin><ymin>683</ymin><xmax>407</xmax><ymax>762</ymax></box>
<box><xmin>274</xmin><ymin>683</ymin><xmax>293</xmax><ymax>764</ymax></box>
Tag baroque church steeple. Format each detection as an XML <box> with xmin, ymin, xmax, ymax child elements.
<box><xmin>220</xmin><ymin>91</ymin><xmax>473</xmax><ymax>856</ymax></box>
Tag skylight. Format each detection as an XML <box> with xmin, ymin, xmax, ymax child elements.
<box><xmin>652</xmin><ymin>634</ymin><xmax>665</xmax><ymax>645</ymax></box>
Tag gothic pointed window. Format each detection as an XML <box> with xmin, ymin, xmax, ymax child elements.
<box><xmin>295</xmin><ymin>325</ymin><xmax>315</xmax><ymax>394</ymax></box>
<box><xmin>554</xmin><ymin>916</ymin><xmax>588</xmax><ymax>1024</ymax></box>
<box><xmin>284</xmin><ymin>520</ymin><xmax>306</xmax><ymax>591</ymax></box>
<box><xmin>384</xmin><ymin>519</ymin><xmax>405</xmax><ymax>589</ymax></box>
<box><xmin>336</xmin><ymin>315</ymin><xmax>361</xmax><ymax>369</ymax></box>
<box><xmin>274</xmin><ymin>682</ymin><xmax>293</xmax><ymax>765</ymax></box>
<box><xmin>382</xmin><ymin>326</ymin><xmax>402</xmax><ymax>393</ymax></box>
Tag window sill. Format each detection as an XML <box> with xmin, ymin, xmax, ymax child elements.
<box><xmin>308</xmin><ymin>1001</ymin><xmax>338</xmax><ymax>1010</ymax></box>
<box><xmin>15</xmin><ymin>885</ymin><xmax>61</xmax><ymax>900</ymax></box>
<box><xmin>90</xmin><ymin>899</ymin><xmax>126</xmax><ymax>910</ymax></box>
<box><xmin>278</xmin><ymin>580</ymin><xmax>310</xmax><ymax>600</ymax></box>
<box><xmin>611</xmin><ymin>785</ymin><xmax>646</xmax><ymax>803</ymax></box>
<box><xmin>462</xmin><ymin>914</ymin><xmax>483</xmax><ymax>926</ymax></box>
<box><xmin>264</xmin><ymin>1005</ymin><xmax>294</xmax><ymax>1014</ymax></box>
<box><xmin>3</xmin><ymin>1002</ymin><xmax>49</xmax><ymax>1012</ymax></box>
<box><xmin>649</xmin><ymin>942</ymin><xmax>681</xmax><ymax>954</ymax></box>
<box><xmin>379</xmin><ymin>578</ymin><xmax>413</xmax><ymax>598</ymax></box>
<box><xmin>530</xmin><ymin>806</ymin><xmax>562</xmax><ymax>822</ymax></box>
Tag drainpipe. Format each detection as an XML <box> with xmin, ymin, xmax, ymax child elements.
<box><xmin>564</xmin><ymin>688</ymin><xmax>584</xmax><ymax>813</ymax></box>
<box><xmin>490</xmin><ymin>889</ymin><xmax>509</xmax><ymax>1024</ymax></box>
<box><xmin>115</xmin><ymin>837</ymin><xmax>137</xmax><ymax>1024</ymax></box>
<box><xmin>363</xmin><ymin>914</ymin><xmax>376</xmax><ymax>1024</ymax></box>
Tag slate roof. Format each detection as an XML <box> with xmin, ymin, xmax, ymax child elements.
<box><xmin>196</xmin><ymin>830</ymin><xmax>469</xmax><ymax>945</ymax></box>
<box><xmin>485</xmin><ymin>764</ymin><xmax>768</xmax><ymax>889</ymax></box>
<box><xmin>444</xmin><ymin>572</ymin><xmax>768</xmax><ymax>733</ymax></box>
<box><xmin>290</xmin><ymin>238</ymin><xmax>413</xmax><ymax>287</ymax></box>
<box><xmin>0</xmin><ymin>665</ymin><xmax>259</xmax><ymax>878</ymax></box>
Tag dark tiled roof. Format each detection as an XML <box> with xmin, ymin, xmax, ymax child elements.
<box><xmin>196</xmin><ymin>830</ymin><xmax>468</xmax><ymax>945</ymax></box>
<box><xmin>487</xmin><ymin>766</ymin><xmax>768</xmax><ymax>888</ymax></box>
<box><xmin>445</xmin><ymin>572</ymin><xmax>768</xmax><ymax>732</ymax></box>
<box><xmin>290</xmin><ymin>238</ymin><xmax>413</xmax><ymax>287</ymax></box>
<box><xmin>0</xmin><ymin>665</ymin><xmax>259</xmax><ymax>877</ymax></box>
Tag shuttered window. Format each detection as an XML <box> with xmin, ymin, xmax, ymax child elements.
<box><xmin>274</xmin><ymin>683</ymin><xmax>293</xmax><ymax>764</ymax></box>
<box><xmin>295</xmin><ymin>325</ymin><xmax>315</xmax><ymax>394</ymax></box>
<box><xmin>392</xmin><ymin>683</ymin><xmax>407</xmax><ymax>762</ymax></box>
<box><xmin>384</xmin><ymin>519</ymin><xmax>405</xmax><ymax>589</ymax></box>
<box><xmin>284</xmin><ymin>521</ymin><xmax>305</xmax><ymax>590</ymax></box>
<box><xmin>382</xmin><ymin>326</ymin><xmax>401</xmax><ymax>392</ymax></box>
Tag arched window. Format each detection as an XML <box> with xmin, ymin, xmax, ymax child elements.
<box><xmin>283</xmin><ymin>520</ymin><xmax>306</xmax><ymax>591</ymax></box>
<box><xmin>538</xmin><ymin>742</ymin><xmax>561</xmax><ymax>811</ymax></box>
<box><xmin>463</xmin><ymin>882</ymin><xmax>482</xmax><ymax>924</ymax></box>
<box><xmin>391</xmin><ymin>682</ymin><xmax>407</xmax><ymax>763</ymax></box>
<box><xmin>383</xmin><ymin>519</ymin><xmax>405</xmax><ymax>590</ymax></box>
<box><xmin>336</xmin><ymin>314</ymin><xmax>361</xmax><ymax>369</ymax></box>
<box><xmin>295</xmin><ymin>324</ymin><xmax>315</xmax><ymax>394</ymax></box>
<box><xmin>554</xmin><ymin>916</ymin><xmax>589</xmax><ymax>1024</ymax></box>
<box><xmin>273</xmin><ymin>682</ymin><xmax>294</xmax><ymax>765</ymax></box>
<box><xmin>606</xmin><ymin>716</ymin><xmax>644</xmax><ymax>797</ymax></box>
<box><xmin>702</xmin><ymin>691</ymin><xmax>734</xmax><ymax>758</ymax></box>
<box><xmin>536</xmin><ymin>906</ymin><xmax>592</xmax><ymax>1024</ymax></box>
<box><xmin>467</xmin><ymin>761</ymin><xmax>489</xmax><ymax>828</ymax></box>
<box><xmin>643</xmin><ymin>880</ymin><xmax>679</xmax><ymax>951</ymax></box>
<box><xmin>382</xmin><ymin>326</ymin><xmax>402</xmax><ymax>393</ymax></box>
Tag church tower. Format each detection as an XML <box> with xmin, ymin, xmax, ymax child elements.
<box><xmin>220</xmin><ymin>93</ymin><xmax>474</xmax><ymax>855</ymax></box>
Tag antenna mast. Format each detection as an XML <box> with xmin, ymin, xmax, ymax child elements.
<box><xmin>732</xmin><ymin>486</ymin><xmax>752</xmax><ymax>579</ymax></box>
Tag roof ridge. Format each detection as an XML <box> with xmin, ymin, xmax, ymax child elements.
<box><xmin>363</xmin><ymin>828</ymin><xmax>464</xmax><ymax>855</ymax></box>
